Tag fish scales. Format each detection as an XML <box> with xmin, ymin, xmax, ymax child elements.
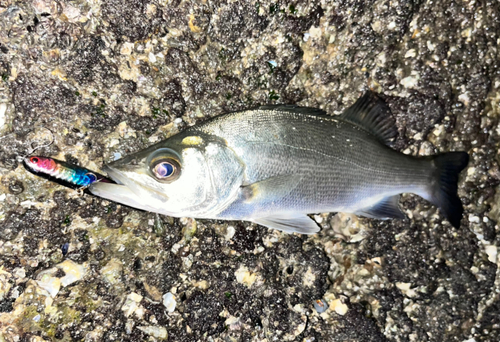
<box><xmin>196</xmin><ymin>108</ymin><xmax>429</xmax><ymax>217</ymax></box>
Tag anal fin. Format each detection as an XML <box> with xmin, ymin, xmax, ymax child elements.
<box><xmin>355</xmin><ymin>195</ymin><xmax>406</xmax><ymax>220</ymax></box>
<box><xmin>252</xmin><ymin>215</ymin><xmax>320</xmax><ymax>235</ymax></box>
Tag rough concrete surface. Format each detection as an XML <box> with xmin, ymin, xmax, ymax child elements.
<box><xmin>0</xmin><ymin>0</ymin><xmax>499</xmax><ymax>341</ymax></box>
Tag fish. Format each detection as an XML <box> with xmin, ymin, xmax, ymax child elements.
<box><xmin>23</xmin><ymin>156</ymin><xmax>113</xmax><ymax>190</ymax></box>
<box><xmin>89</xmin><ymin>92</ymin><xmax>469</xmax><ymax>234</ymax></box>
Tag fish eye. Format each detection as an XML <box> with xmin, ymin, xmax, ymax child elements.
<box><xmin>150</xmin><ymin>158</ymin><xmax>180</xmax><ymax>181</ymax></box>
<box><xmin>30</xmin><ymin>157</ymin><xmax>39</xmax><ymax>164</ymax></box>
<box><xmin>154</xmin><ymin>162</ymin><xmax>174</xmax><ymax>178</ymax></box>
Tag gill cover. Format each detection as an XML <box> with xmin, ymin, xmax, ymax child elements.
<box><xmin>90</xmin><ymin>138</ymin><xmax>246</xmax><ymax>218</ymax></box>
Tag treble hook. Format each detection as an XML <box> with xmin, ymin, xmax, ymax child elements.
<box><xmin>15</xmin><ymin>126</ymin><xmax>55</xmax><ymax>163</ymax></box>
<box><xmin>28</xmin><ymin>126</ymin><xmax>55</xmax><ymax>154</ymax></box>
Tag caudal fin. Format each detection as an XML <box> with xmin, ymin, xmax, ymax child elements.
<box><xmin>428</xmin><ymin>152</ymin><xmax>469</xmax><ymax>228</ymax></box>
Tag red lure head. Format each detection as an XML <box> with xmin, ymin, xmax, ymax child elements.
<box><xmin>24</xmin><ymin>156</ymin><xmax>57</xmax><ymax>172</ymax></box>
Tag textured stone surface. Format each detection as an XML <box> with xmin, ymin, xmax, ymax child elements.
<box><xmin>0</xmin><ymin>0</ymin><xmax>499</xmax><ymax>341</ymax></box>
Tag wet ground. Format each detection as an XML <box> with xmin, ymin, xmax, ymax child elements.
<box><xmin>0</xmin><ymin>0</ymin><xmax>499</xmax><ymax>341</ymax></box>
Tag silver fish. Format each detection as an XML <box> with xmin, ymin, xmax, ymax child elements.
<box><xmin>89</xmin><ymin>92</ymin><xmax>469</xmax><ymax>234</ymax></box>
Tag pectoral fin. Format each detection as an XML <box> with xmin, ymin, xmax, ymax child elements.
<box><xmin>233</xmin><ymin>175</ymin><xmax>320</xmax><ymax>234</ymax></box>
<box><xmin>355</xmin><ymin>195</ymin><xmax>406</xmax><ymax>220</ymax></box>
<box><xmin>252</xmin><ymin>215</ymin><xmax>320</xmax><ymax>235</ymax></box>
<box><xmin>240</xmin><ymin>174</ymin><xmax>302</xmax><ymax>204</ymax></box>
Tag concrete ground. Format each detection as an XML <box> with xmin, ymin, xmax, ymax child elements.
<box><xmin>0</xmin><ymin>0</ymin><xmax>499</xmax><ymax>341</ymax></box>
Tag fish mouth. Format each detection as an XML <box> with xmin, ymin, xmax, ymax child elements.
<box><xmin>103</xmin><ymin>165</ymin><xmax>169</xmax><ymax>201</ymax></box>
<box><xmin>89</xmin><ymin>165</ymin><xmax>168</xmax><ymax>213</ymax></box>
<box><xmin>96</xmin><ymin>165</ymin><xmax>147</xmax><ymax>196</ymax></box>
<box><xmin>88</xmin><ymin>166</ymin><xmax>146</xmax><ymax>211</ymax></box>
<box><xmin>101</xmin><ymin>165</ymin><xmax>125</xmax><ymax>185</ymax></box>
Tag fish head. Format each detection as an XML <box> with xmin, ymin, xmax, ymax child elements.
<box><xmin>89</xmin><ymin>133</ymin><xmax>245</xmax><ymax>217</ymax></box>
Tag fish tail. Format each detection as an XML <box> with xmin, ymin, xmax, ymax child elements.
<box><xmin>427</xmin><ymin>152</ymin><xmax>469</xmax><ymax>228</ymax></box>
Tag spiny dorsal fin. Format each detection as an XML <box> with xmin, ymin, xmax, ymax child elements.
<box><xmin>258</xmin><ymin>104</ymin><xmax>328</xmax><ymax>117</ymax></box>
<box><xmin>340</xmin><ymin>92</ymin><xmax>398</xmax><ymax>146</ymax></box>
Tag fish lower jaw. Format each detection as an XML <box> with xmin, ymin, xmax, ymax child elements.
<box><xmin>101</xmin><ymin>165</ymin><xmax>125</xmax><ymax>185</ymax></box>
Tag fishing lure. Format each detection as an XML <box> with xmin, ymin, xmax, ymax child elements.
<box><xmin>23</xmin><ymin>156</ymin><xmax>113</xmax><ymax>190</ymax></box>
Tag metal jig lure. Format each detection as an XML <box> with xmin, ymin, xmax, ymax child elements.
<box><xmin>23</xmin><ymin>156</ymin><xmax>113</xmax><ymax>190</ymax></box>
<box><xmin>7</xmin><ymin>126</ymin><xmax>114</xmax><ymax>191</ymax></box>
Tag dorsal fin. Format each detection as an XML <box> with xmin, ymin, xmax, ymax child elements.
<box><xmin>257</xmin><ymin>104</ymin><xmax>328</xmax><ymax>117</ymax></box>
<box><xmin>340</xmin><ymin>92</ymin><xmax>398</xmax><ymax>146</ymax></box>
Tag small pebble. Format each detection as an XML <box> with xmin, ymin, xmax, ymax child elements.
<box><xmin>101</xmin><ymin>258</ymin><xmax>123</xmax><ymax>285</ymax></box>
<box><xmin>148</xmin><ymin>52</ymin><xmax>157</xmax><ymax>63</ymax></box>
<box><xmin>0</xmin><ymin>269</ymin><xmax>12</xmax><ymax>301</ymax></box>
<box><xmin>122</xmin><ymin>292</ymin><xmax>144</xmax><ymax>317</ymax></box>
<box><xmin>485</xmin><ymin>245</ymin><xmax>497</xmax><ymax>263</ymax></box>
<box><xmin>400</xmin><ymin>74</ymin><xmax>420</xmax><ymax>88</ymax></box>
<box><xmin>0</xmin><ymin>103</ymin><xmax>6</xmax><ymax>129</ymax></box>
<box><xmin>331</xmin><ymin>298</ymin><xmax>349</xmax><ymax>315</ymax></box>
<box><xmin>61</xmin><ymin>243</ymin><xmax>69</xmax><ymax>256</ymax></box>
<box><xmin>36</xmin><ymin>272</ymin><xmax>61</xmax><ymax>298</ymax></box>
<box><xmin>138</xmin><ymin>326</ymin><xmax>168</xmax><ymax>339</ymax></box>
<box><xmin>8</xmin><ymin>180</ymin><xmax>24</xmax><ymax>195</ymax></box>
<box><xmin>313</xmin><ymin>299</ymin><xmax>328</xmax><ymax>313</ymax></box>
<box><xmin>56</xmin><ymin>260</ymin><xmax>88</xmax><ymax>287</ymax></box>
<box><xmin>163</xmin><ymin>292</ymin><xmax>176</xmax><ymax>313</ymax></box>
<box><xmin>235</xmin><ymin>266</ymin><xmax>258</xmax><ymax>287</ymax></box>
<box><xmin>154</xmin><ymin>214</ymin><xmax>166</xmax><ymax>236</ymax></box>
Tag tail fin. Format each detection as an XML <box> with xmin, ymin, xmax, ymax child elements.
<box><xmin>428</xmin><ymin>152</ymin><xmax>469</xmax><ymax>228</ymax></box>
